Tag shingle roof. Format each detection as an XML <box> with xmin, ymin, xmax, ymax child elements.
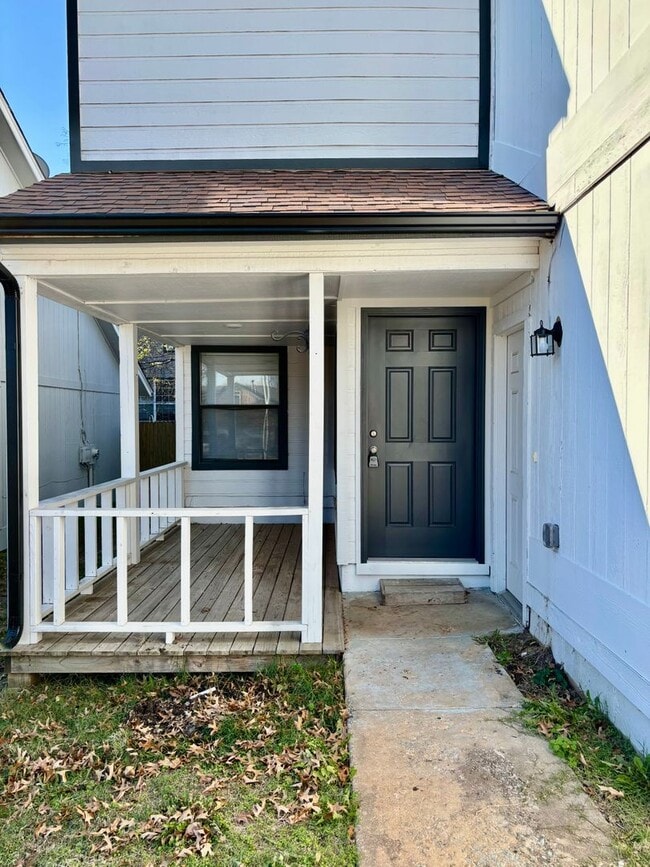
<box><xmin>0</xmin><ymin>169</ymin><xmax>551</xmax><ymax>216</ymax></box>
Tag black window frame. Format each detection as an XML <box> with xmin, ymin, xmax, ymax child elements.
<box><xmin>191</xmin><ymin>345</ymin><xmax>288</xmax><ymax>471</ymax></box>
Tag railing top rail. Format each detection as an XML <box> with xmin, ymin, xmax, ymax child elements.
<box><xmin>38</xmin><ymin>476</ymin><xmax>135</xmax><ymax>509</ymax></box>
<box><xmin>31</xmin><ymin>506</ymin><xmax>309</xmax><ymax>519</ymax></box>
<box><xmin>37</xmin><ymin>461</ymin><xmax>188</xmax><ymax>509</ymax></box>
<box><xmin>139</xmin><ymin>460</ymin><xmax>188</xmax><ymax>480</ymax></box>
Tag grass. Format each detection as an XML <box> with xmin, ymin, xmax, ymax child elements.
<box><xmin>478</xmin><ymin>630</ymin><xmax>650</xmax><ymax>866</ymax></box>
<box><xmin>0</xmin><ymin>661</ymin><xmax>357</xmax><ymax>866</ymax></box>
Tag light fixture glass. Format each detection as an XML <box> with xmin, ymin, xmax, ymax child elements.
<box><xmin>530</xmin><ymin>317</ymin><xmax>563</xmax><ymax>357</ymax></box>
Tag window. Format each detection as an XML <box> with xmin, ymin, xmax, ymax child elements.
<box><xmin>191</xmin><ymin>346</ymin><xmax>288</xmax><ymax>470</ymax></box>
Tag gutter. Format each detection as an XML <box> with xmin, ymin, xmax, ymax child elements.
<box><xmin>0</xmin><ymin>210</ymin><xmax>560</xmax><ymax>239</ymax></box>
<box><xmin>0</xmin><ymin>263</ymin><xmax>22</xmax><ymax>648</ymax></box>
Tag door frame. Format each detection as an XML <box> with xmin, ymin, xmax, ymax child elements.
<box><xmin>491</xmin><ymin>313</ymin><xmax>530</xmax><ymax>612</ymax></box>
<box><xmin>360</xmin><ymin>306</ymin><xmax>486</xmax><ymax>564</ymax></box>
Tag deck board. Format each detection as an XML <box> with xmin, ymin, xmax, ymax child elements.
<box><xmin>7</xmin><ymin>523</ymin><xmax>342</xmax><ymax>674</ymax></box>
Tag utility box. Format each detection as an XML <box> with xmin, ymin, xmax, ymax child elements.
<box><xmin>79</xmin><ymin>444</ymin><xmax>100</xmax><ymax>466</ymax></box>
<box><xmin>542</xmin><ymin>523</ymin><xmax>560</xmax><ymax>550</ymax></box>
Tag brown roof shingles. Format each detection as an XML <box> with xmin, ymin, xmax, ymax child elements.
<box><xmin>0</xmin><ymin>169</ymin><xmax>552</xmax><ymax>216</ymax></box>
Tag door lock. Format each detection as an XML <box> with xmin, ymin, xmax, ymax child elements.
<box><xmin>369</xmin><ymin>429</ymin><xmax>377</xmax><ymax>438</ymax></box>
<box><xmin>368</xmin><ymin>445</ymin><xmax>379</xmax><ymax>468</ymax></box>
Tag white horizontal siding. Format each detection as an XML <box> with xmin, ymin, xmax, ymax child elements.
<box><xmin>81</xmin><ymin>76</ymin><xmax>480</xmax><ymax>104</ymax></box>
<box><xmin>77</xmin><ymin>0</ymin><xmax>481</xmax><ymax>163</ymax></box>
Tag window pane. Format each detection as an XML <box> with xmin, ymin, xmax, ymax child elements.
<box><xmin>201</xmin><ymin>408</ymin><xmax>279</xmax><ymax>461</ymax></box>
<box><xmin>200</xmin><ymin>353</ymin><xmax>280</xmax><ymax>406</ymax></box>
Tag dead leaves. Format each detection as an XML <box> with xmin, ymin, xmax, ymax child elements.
<box><xmin>1</xmin><ymin>667</ymin><xmax>353</xmax><ymax>861</ymax></box>
<box><xmin>598</xmin><ymin>785</ymin><xmax>625</xmax><ymax>800</ymax></box>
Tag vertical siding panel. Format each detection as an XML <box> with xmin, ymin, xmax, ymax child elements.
<box><xmin>590</xmin><ymin>178</ymin><xmax>611</xmax><ymax>362</ymax></box>
<box><xmin>626</xmin><ymin>145</ymin><xmax>650</xmax><ymax>514</ymax></box>
<box><xmin>607</xmin><ymin>160</ymin><xmax>630</xmax><ymax>424</ymax></box>
<box><xmin>563</xmin><ymin>0</ymin><xmax>579</xmax><ymax>122</ymax></box>
<box><xmin>609</xmin><ymin>0</ymin><xmax>630</xmax><ymax>69</ymax></box>
<box><xmin>629</xmin><ymin>0</ymin><xmax>650</xmax><ymax>46</ymax></box>
<box><xmin>561</xmin><ymin>211</ymin><xmax>580</xmax><ymax>565</ymax></box>
<box><xmin>589</xmin><ymin>179</ymin><xmax>611</xmax><ymax>576</ymax></box>
<box><xmin>576</xmin><ymin>0</ymin><xmax>593</xmax><ymax>109</ymax></box>
<box><xmin>591</xmin><ymin>0</ymin><xmax>611</xmax><ymax>90</ymax></box>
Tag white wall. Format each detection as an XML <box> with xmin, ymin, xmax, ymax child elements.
<box><xmin>492</xmin><ymin>1</ymin><xmax>650</xmax><ymax>750</ymax></box>
<box><xmin>76</xmin><ymin>0</ymin><xmax>481</xmax><ymax>163</ymax></box>
<box><xmin>181</xmin><ymin>343</ymin><xmax>335</xmax><ymax>520</ymax></box>
<box><xmin>38</xmin><ymin>297</ymin><xmax>121</xmax><ymax>500</ymax></box>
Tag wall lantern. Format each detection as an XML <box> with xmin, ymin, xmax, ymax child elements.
<box><xmin>271</xmin><ymin>329</ymin><xmax>309</xmax><ymax>352</ymax></box>
<box><xmin>530</xmin><ymin>317</ymin><xmax>563</xmax><ymax>357</ymax></box>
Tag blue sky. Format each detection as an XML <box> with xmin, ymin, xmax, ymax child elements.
<box><xmin>0</xmin><ymin>0</ymin><xmax>69</xmax><ymax>175</ymax></box>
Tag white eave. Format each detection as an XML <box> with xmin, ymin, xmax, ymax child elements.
<box><xmin>0</xmin><ymin>89</ymin><xmax>45</xmax><ymax>189</ymax></box>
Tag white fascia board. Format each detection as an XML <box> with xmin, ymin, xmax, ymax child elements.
<box><xmin>0</xmin><ymin>237</ymin><xmax>540</xmax><ymax>279</ymax></box>
<box><xmin>0</xmin><ymin>91</ymin><xmax>44</xmax><ymax>187</ymax></box>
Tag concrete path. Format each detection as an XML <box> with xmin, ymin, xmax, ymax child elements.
<box><xmin>344</xmin><ymin>591</ymin><xmax>618</xmax><ymax>867</ymax></box>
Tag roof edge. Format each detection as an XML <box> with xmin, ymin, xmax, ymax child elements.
<box><xmin>0</xmin><ymin>210</ymin><xmax>560</xmax><ymax>240</ymax></box>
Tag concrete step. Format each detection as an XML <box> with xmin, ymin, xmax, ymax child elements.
<box><xmin>380</xmin><ymin>578</ymin><xmax>468</xmax><ymax>606</ymax></box>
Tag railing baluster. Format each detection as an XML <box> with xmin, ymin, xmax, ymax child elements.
<box><xmin>30</xmin><ymin>515</ymin><xmax>43</xmax><ymax>632</ymax></box>
<box><xmin>150</xmin><ymin>474</ymin><xmax>160</xmax><ymax>537</ymax></box>
<box><xmin>139</xmin><ymin>477</ymin><xmax>150</xmax><ymax>545</ymax></box>
<box><xmin>41</xmin><ymin>517</ymin><xmax>54</xmax><ymax>606</ymax></box>
<box><xmin>180</xmin><ymin>516</ymin><xmax>191</xmax><ymax>626</ymax></box>
<box><xmin>160</xmin><ymin>471</ymin><xmax>169</xmax><ymax>531</ymax></box>
<box><xmin>116</xmin><ymin>515</ymin><xmax>128</xmax><ymax>626</ymax></box>
<box><xmin>65</xmin><ymin>504</ymin><xmax>80</xmax><ymax>592</ymax></box>
<box><xmin>53</xmin><ymin>516</ymin><xmax>66</xmax><ymax>626</ymax></box>
<box><xmin>100</xmin><ymin>490</ymin><xmax>113</xmax><ymax>570</ymax></box>
<box><xmin>83</xmin><ymin>495</ymin><xmax>98</xmax><ymax>581</ymax></box>
<box><xmin>244</xmin><ymin>516</ymin><xmax>254</xmax><ymax>625</ymax></box>
<box><xmin>168</xmin><ymin>471</ymin><xmax>176</xmax><ymax>529</ymax></box>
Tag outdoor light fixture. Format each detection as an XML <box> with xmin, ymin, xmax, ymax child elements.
<box><xmin>530</xmin><ymin>317</ymin><xmax>563</xmax><ymax>357</ymax></box>
<box><xmin>271</xmin><ymin>329</ymin><xmax>309</xmax><ymax>352</ymax></box>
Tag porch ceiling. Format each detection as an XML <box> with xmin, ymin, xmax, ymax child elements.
<box><xmin>35</xmin><ymin>268</ymin><xmax>529</xmax><ymax>344</ymax></box>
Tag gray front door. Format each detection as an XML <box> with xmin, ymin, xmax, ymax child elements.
<box><xmin>361</xmin><ymin>309</ymin><xmax>484</xmax><ymax>560</ymax></box>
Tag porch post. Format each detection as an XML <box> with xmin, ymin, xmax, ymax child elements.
<box><xmin>19</xmin><ymin>276</ymin><xmax>40</xmax><ymax>644</ymax></box>
<box><xmin>118</xmin><ymin>323</ymin><xmax>140</xmax><ymax>564</ymax></box>
<box><xmin>303</xmin><ymin>272</ymin><xmax>324</xmax><ymax>646</ymax></box>
<box><xmin>174</xmin><ymin>346</ymin><xmax>186</xmax><ymax>463</ymax></box>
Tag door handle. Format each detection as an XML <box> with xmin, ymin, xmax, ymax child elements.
<box><xmin>368</xmin><ymin>445</ymin><xmax>379</xmax><ymax>468</ymax></box>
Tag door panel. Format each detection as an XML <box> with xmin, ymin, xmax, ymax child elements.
<box><xmin>362</xmin><ymin>310</ymin><xmax>484</xmax><ymax>560</ymax></box>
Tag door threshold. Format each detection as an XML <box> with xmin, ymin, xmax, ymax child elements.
<box><xmin>356</xmin><ymin>561</ymin><xmax>490</xmax><ymax>577</ymax></box>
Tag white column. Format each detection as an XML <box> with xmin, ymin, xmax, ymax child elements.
<box><xmin>19</xmin><ymin>276</ymin><xmax>41</xmax><ymax>644</ymax></box>
<box><xmin>119</xmin><ymin>324</ymin><xmax>140</xmax><ymax>564</ymax></box>
<box><xmin>174</xmin><ymin>345</ymin><xmax>186</xmax><ymax>462</ymax></box>
<box><xmin>302</xmin><ymin>272</ymin><xmax>324</xmax><ymax>646</ymax></box>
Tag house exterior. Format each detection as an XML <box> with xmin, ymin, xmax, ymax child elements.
<box><xmin>0</xmin><ymin>89</ymin><xmax>122</xmax><ymax>546</ymax></box>
<box><xmin>0</xmin><ymin>1</ymin><xmax>647</xmax><ymax>750</ymax></box>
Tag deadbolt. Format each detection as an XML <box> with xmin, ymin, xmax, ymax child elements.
<box><xmin>369</xmin><ymin>429</ymin><xmax>377</xmax><ymax>438</ymax></box>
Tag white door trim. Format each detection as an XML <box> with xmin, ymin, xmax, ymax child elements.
<box><xmin>491</xmin><ymin>315</ymin><xmax>530</xmax><ymax>604</ymax></box>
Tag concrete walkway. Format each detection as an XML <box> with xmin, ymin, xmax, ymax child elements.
<box><xmin>344</xmin><ymin>591</ymin><xmax>618</xmax><ymax>867</ymax></box>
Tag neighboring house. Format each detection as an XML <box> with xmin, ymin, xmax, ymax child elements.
<box><xmin>0</xmin><ymin>2</ymin><xmax>647</xmax><ymax>750</ymax></box>
<box><xmin>0</xmin><ymin>89</ymin><xmax>123</xmax><ymax>541</ymax></box>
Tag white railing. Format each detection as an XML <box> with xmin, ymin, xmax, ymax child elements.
<box><xmin>35</xmin><ymin>462</ymin><xmax>187</xmax><ymax>612</ymax></box>
<box><xmin>28</xmin><ymin>505</ymin><xmax>310</xmax><ymax>644</ymax></box>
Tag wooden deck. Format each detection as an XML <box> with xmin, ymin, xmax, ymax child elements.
<box><xmin>7</xmin><ymin>523</ymin><xmax>343</xmax><ymax>676</ymax></box>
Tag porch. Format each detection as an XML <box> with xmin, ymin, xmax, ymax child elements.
<box><xmin>6</xmin><ymin>519</ymin><xmax>343</xmax><ymax>676</ymax></box>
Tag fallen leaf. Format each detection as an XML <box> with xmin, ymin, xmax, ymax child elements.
<box><xmin>598</xmin><ymin>785</ymin><xmax>624</xmax><ymax>800</ymax></box>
